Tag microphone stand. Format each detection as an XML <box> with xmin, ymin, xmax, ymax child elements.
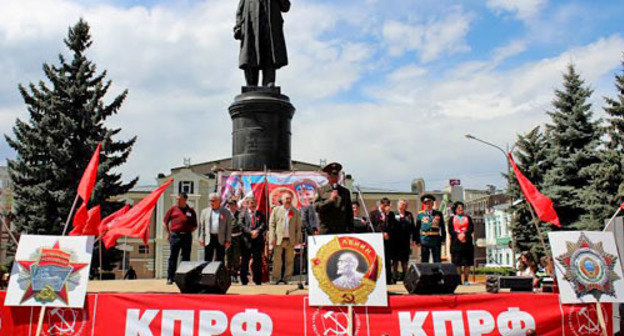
<box><xmin>354</xmin><ymin>185</ymin><xmax>375</xmax><ymax>232</ymax></box>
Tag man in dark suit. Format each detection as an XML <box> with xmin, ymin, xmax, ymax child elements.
<box><xmin>369</xmin><ymin>197</ymin><xmax>397</xmax><ymax>284</ymax></box>
<box><xmin>238</xmin><ymin>197</ymin><xmax>266</xmax><ymax>285</ymax></box>
<box><xmin>314</xmin><ymin>162</ymin><xmax>353</xmax><ymax>234</ymax></box>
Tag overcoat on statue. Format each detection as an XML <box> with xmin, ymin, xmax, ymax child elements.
<box><xmin>235</xmin><ymin>0</ymin><xmax>290</xmax><ymax>70</ymax></box>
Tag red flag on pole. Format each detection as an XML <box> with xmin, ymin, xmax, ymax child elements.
<box><xmin>69</xmin><ymin>203</ymin><xmax>89</xmax><ymax>236</ymax></box>
<box><xmin>99</xmin><ymin>204</ymin><xmax>131</xmax><ymax>236</ymax></box>
<box><xmin>102</xmin><ymin>179</ymin><xmax>173</xmax><ymax>249</ymax></box>
<box><xmin>509</xmin><ymin>153</ymin><xmax>561</xmax><ymax>227</ymax></box>
<box><xmin>77</xmin><ymin>143</ymin><xmax>101</xmax><ymax>203</ymax></box>
<box><xmin>81</xmin><ymin>206</ymin><xmax>102</xmax><ymax>236</ymax></box>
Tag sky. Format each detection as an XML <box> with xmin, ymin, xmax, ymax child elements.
<box><xmin>1</xmin><ymin>0</ymin><xmax>624</xmax><ymax>192</ymax></box>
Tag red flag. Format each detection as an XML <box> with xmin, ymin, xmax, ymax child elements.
<box><xmin>81</xmin><ymin>206</ymin><xmax>102</xmax><ymax>236</ymax></box>
<box><xmin>100</xmin><ymin>204</ymin><xmax>131</xmax><ymax>236</ymax></box>
<box><xmin>77</xmin><ymin>143</ymin><xmax>101</xmax><ymax>203</ymax></box>
<box><xmin>69</xmin><ymin>203</ymin><xmax>89</xmax><ymax>236</ymax></box>
<box><xmin>509</xmin><ymin>153</ymin><xmax>561</xmax><ymax>227</ymax></box>
<box><xmin>102</xmin><ymin>179</ymin><xmax>173</xmax><ymax>249</ymax></box>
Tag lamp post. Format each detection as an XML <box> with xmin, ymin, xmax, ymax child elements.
<box><xmin>464</xmin><ymin>134</ymin><xmax>517</xmax><ymax>268</ymax></box>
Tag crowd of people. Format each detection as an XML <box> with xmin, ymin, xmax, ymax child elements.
<box><xmin>162</xmin><ymin>162</ymin><xmax>478</xmax><ymax>286</ymax></box>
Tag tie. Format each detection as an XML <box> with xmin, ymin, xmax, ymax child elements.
<box><xmin>250</xmin><ymin>211</ymin><xmax>256</xmax><ymax>229</ymax></box>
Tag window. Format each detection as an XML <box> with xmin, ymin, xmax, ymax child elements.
<box><xmin>139</xmin><ymin>245</ymin><xmax>149</xmax><ymax>254</ymax></box>
<box><xmin>179</xmin><ymin>181</ymin><xmax>194</xmax><ymax>194</ymax></box>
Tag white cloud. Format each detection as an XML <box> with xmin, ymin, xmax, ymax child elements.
<box><xmin>1</xmin><ymin>0</ymin><xmax>623</xmax><ymax>194</ymax></box>
<box><xmin>486</xmin><ymin>0</ymin><xmax>547</xmax><ymax>21</ymax></box>
<box><xmin>382</xmin><ymin>7</ymin><xmax>472</xmax><ymax>62</ymax></box>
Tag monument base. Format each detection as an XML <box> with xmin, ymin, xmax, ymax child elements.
<box><xmin>228</xmin><ymin>86</ymin><xmax>295</xmax><ymax>171</ymax></box>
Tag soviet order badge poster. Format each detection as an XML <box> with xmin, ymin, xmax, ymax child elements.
<box><xmin>4</xmin><ymin>235</ymin><xmax>94</xmax><ymax>308</ymax></box>
<box><xmin>308</xmin><ymin>233</ymin><xmax>388</xmax><ymax>306</ymax></box>
<box><xmin>549</xmin><ymin>231</ymin><xmax>624</xmax><ymax>304</ymax></box>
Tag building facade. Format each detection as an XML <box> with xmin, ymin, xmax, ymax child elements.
<box><xmin>483</xmin><ymin>203</ymin><xmax>515</xmax><ymax>268</ymax></box>
<box><xmin>465</xmin><ymin>193</ymin><xmax>509</xmax><ymax>267</ymax></box>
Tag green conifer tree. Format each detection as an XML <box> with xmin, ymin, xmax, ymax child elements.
<box><xmin>508</xmin><ymin>126</ymin><xmax>551</xmax><ymax>256</ymax></box>
<box><xmin>543</xmin><ymin>64</ymin><xmax>600</xmax><ymax>229</ymax></box>
<box><xmin>580</xmin><ymin>54</ymin><xmax>624</xmax><ymax>229</ymax></box>
<box><xmin>5</xmin><ymin>19</ymin><xmax>137</xmax><ymax>234</ymax></box>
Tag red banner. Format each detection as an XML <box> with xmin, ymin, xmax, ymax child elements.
<box><xmin>0</xmin><ymin>291</ymin><xmax>614</xmax><ymax>336</ymax></box>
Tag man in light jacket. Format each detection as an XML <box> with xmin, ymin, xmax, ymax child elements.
<box><xmin>199</xmin><ymin>193</ymin><xmax>233</xmax><ymax>262</ymax></box>
<box><xmin>269</xmin><ymin>193</ymin><xmax>301</xmax><ymax>284</ymax></box>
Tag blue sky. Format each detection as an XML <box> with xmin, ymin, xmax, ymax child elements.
<box><xmin>1</xmin><ymin>0</ymin><xmax>623</xmax><ymax>192</ymax></box>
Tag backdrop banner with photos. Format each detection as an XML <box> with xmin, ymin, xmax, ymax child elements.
<box><xmin>219</xmin><ymin>171</ymin><xmax>329</xmax><ymax>214</ymax></box>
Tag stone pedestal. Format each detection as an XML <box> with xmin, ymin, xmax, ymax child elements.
<box><xmin>228</xmin><ymin>86</ymin><xmax>295</xmax><ymax>170</ymax></box>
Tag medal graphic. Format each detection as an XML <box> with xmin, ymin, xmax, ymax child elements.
<box><xmin>16</xmin><ymin>241</ymin><xmax>88</xmax><ymax>304</ymax></box>
<box><xmin>556</xmin><ymin>232</ymin><xmax>620</xmax><ymax>300</ymax></box>
<box><xmin>312</xmin><ymin>237</ymin><xmax>381</xmax><ymax>304</ymax></box>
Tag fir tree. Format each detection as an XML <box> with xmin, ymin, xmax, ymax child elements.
<box><xmin>543</xmin><ymin>64</ymin><xmax>600</xmax><ymax>229</ymax></box>
<box><xmin>580</xmin><ymin>54</ymin><xmax>624</xmax><ymax>229</ymax></box>
<box><xmin>5</xmin><ymin>19</ymin><xmax>137</xmax><ymax>234</ymax></box>
<box><xmin>508</xmin><ymin>126</ymin><xmax>551</xmax><ymax>257</ymax></box>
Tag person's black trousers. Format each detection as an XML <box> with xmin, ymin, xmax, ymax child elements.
<box><xmin>240</xmin><ymin>237</ymin><xmax>264</xmax><ymax>285</ymax></box>
<box><xmin>421</xmin><ymin>244</ymin><xmax>442</xmax><ymax>263</ymax></box>
<box><xmin>204</xmin><ymin>233</ymin><xmax>225</xmax><ymax>262</ymax></box>
<box><xmin>167</xmin><ymin>232</ymin><xmax>192</xmax><ymax>281</ymax></box>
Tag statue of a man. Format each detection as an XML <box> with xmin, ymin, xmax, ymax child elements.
<box><xmin>234</xmin><ymin>0</ymin><xmax>290</xmax><ymax>87</ymax></box>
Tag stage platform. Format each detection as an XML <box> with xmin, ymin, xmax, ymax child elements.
<box><xmin>86</xmin><ymin>278</ymin><xmax>487</xmax><ymax>295</ymax></box>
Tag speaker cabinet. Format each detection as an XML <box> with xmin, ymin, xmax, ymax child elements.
<box><xmin>404</xmin><ymin>263</ymin><xmax>460</xmax><ymax>295</ymax></box>
<box><xmin>199</xmin><ymin>261</ymin><xmax>231</xmax><ymax>294</ymax></box>
<box><xmin>486</xmin><ymin>275</ymin><xmax>533</xmax><ymax>293</ymax></box>
<box><xmin>174</xmin><ymin>261</ymin><xmax>207</xmax><ymax>294</ymax></box>
<box><xmin>174</xmin><ymin>261</ymin><xmax>231</xmax><ymax>294</ymax></box>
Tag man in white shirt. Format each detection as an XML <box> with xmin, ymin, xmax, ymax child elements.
<box><xmin>199</xmin><ymin>193</ymin><xmax>233</xmax><ymax>262</ymax></box>
<box><xmin>269</xmin><ymin>193</ymin><xmax>301</xmax><ymax>284</ymax></box>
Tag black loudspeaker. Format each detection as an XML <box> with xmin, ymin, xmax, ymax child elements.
<box><xmin>199</xmin><ymin>261</ymin><xmax>231</xmax><ymax>294</ymax></box>
<box><xmin>404</xmin><ymin>263</ymin><xmax>460</xmax><ymax>294</ymax></box>
<box><xmin>174</xmin><ymin>261</ymin><xmax>231</xmax><ymax>294</ymax></box>
<box><xmin>486</xmin><ymin>275</ymin><xmax>533</xmax><ymax>293</ymax></box>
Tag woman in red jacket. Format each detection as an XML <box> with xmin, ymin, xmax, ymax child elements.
<box><xmin>448</xmin><ymin>201</ymin><xmax>474</xmax><ymax>285</ymax></box>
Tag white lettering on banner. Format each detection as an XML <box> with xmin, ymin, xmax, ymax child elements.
<box><xmin>199</xmin><ymin>311</ymin><xmax>228</xmax><ymax>335</ymax></box>
<box><xmin>399</xmin><ymin>311</ymin><xmax>428</xmax><ymax>336</ymax></box>
<box><xmin>432</xmin><ymin>311</ymin><xmax>465</xmax><ymax>336</ymax></box>
<box><xmin>126</xmin><ymin>309</ymin><xmax>158</xmax><ymax>336</ymax></box>
<box><xmin>124</xmin><ymin>308</ymin><xmax>275</xmax><ymax>336</ymax></box>
<box><xmin>230</xmin><ymin>309</ymin><xmax>273</xmax><ymax>336</ymax></box>
<box><xmin>162</xmin><ymin>310</ymin><xmax>194</xmax><ymax>336</ymax></box>
<box><xmin>398</xmin><ymin>308</ymin><xmax>535</xmax><ymax>336</ymax></box>
<box><xmin>497</xmin><ymin>308</ymin><xmax>535</xmax><ymax>336</ymax></box>
<box><xmin>466</xmin><ymin>311</ymin><xmax>495</xmax><ymax>336</ymax></box>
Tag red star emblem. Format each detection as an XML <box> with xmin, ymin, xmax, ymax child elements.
<box><xmin>17</xmin><ymin>241</ymin><xmax>88</xmax><ymax>304</ymax></box>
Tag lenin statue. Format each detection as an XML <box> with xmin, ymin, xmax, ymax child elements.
<box><xmin>234</xmin><ymin>0</ymin><xmax>290</xmax><ymax>87</ymax></box>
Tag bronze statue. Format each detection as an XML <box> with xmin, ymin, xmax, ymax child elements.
<box><xmin>234</xmin><ymin>0</ymin><xmax>290</xmax><ymax>87</ymax></box>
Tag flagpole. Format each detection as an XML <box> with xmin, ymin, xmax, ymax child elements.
<box><xmin>602</xmin><ymin>206</ymin><xmax>621</xmax><ymax>232</ymax></box>
<box><xmin>0</xmin><ymin>217</ymin><xmax>18</xmax><ymax>245</ymax></box>
<box><xmin>99</xmin><ymin>240</ymin><xmax>103</xmax><ymax>280</ymax></box>
<box><xmin>61</xmin><ymin>194</ymin><xmax>80</xmax><ymax>236</ymax></box>
<box><xmin>526</xmin><ymin>203</ymin><xmax>550</xmax><ymax>257</ymax></box>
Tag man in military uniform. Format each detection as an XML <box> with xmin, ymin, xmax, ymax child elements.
<box><xmin>314</xmin><ymin>162</ymin><xmax>353</xmax><ymax>234</ymax></box>
<box><xmin>415</xmin><ymin>194</ymin><xmax>446</xmax><ymax>263</ymax></box>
